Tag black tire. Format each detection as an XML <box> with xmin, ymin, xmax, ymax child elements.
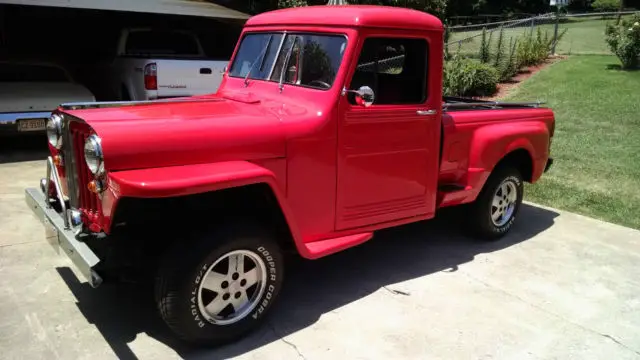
<box><xmin>466</xmin><ymin>166</ymin><xmax>524</xmax><ymax>240</ymax></box>
<box><xmin>155</xmin><ymin>223</ymin><xmax>284</xmax><ymax>346</ymax></box>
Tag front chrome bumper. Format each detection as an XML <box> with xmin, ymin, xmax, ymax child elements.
<box><xmin>24</xmin><ymin>158</ymin><xmax>103</xmax><ymax>288</ymax></box>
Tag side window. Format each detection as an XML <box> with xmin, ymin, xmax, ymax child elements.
<box><xmin>349</xmin><ymin>37</ymin><xmax>428</xmax><ymax>105</ymax></box>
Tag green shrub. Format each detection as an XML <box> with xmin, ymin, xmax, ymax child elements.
<box><xmin>499</xmin><ymin>37</ymin><xmax>520</xmax><ymax>81</ymax></box>
<box><xmin>516</xmin><ymin>27</ymin><xmax>565</xmax><ymax>67</ymax></box>
<box><xmin>444</xmin><ymin>55</ymin><xmax>499</xmax><ymax>97</ymax></box>
<box><xmin>479</xmin><ymin>27</ymin><xmax>493</xmax><ymax>63</ymax></box>
<box><xmin>494</xmin><ymin>27</ymin><xmax>506</xmax><ymax>68</ymax></box>
<box><xmin>605</xmin><ymin>13</ymin><xmax>640</xmax><ymax>69</ymax></box>
<box><xmin>592</xmin><ymin>0</ymin><xmax>620</xmax><ymax>12</ymax></box>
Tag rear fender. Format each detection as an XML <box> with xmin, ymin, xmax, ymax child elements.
<box><xmin>468</xmin><ymin>121</ymin><xmax>549</xmax><ymax>189</ymax></box>
<box><xmin>105</xmin><ymin>161</ymin><xmax>305</xmax><ymax>254</ymax></box>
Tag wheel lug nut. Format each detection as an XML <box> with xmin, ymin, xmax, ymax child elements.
<box><xmin>240</xmin><ymin>279</ymin><xmax>247</xmax><ymax>287</ymax></box>
<box><xmin>221</xmin><ymin>281</ymin><xmax>229</xmax><ymax>289</ymax></box>
<box><xmin>232</xmin><ymin>273</ymin><xmax>239</xmax><ymax>280</ymax></box>
<box><xmin>222</xmin><ymin>293</ymin><xmax>230</xmax><ymax>301</ymax></box>
<box><xmin>235</xmin><ymin>292</ymin><xmax>241</xmax><ymax>299</ymax></box>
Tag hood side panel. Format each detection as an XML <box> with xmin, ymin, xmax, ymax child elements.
<box><xmin>65</xmin><ymin>98</ymin><xmax>285</xmax><ymax>171</ymax></box>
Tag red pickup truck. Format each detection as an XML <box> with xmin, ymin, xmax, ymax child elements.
<box><xmin>25</xmin><ymin>5</ymin><xmax>554</xmax><ymax>345</ymax></box>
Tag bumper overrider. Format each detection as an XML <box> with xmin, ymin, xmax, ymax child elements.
<box><xmin>24</xmin><ymin>156</ymin><xmax>103</xmax><ymax>288</ymax></box>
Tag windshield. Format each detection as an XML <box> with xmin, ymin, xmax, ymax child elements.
<box><xmin>228</xmin><ymin>32</ymin><xmax>347</xmax><ymax>90</ymax></box>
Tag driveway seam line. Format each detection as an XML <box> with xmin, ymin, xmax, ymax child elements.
<box><xmin>462</xmin><ymin>271</ymin><xmax>640</xmax><ymax>357</ymax></box>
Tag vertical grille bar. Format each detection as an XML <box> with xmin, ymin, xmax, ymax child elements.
<box><xmin>62</xmin><ymin>117</ymin><xmax>79</xmax><ymax>207</ymax></box>
<box><xmin>69</xmin><ymin>122</ymin><xmax>99</xmax><ymax>217</ymax></box>
<box><xmin>74</xmin><ymin>130</ymin><xmax>86</xmax><ymax>210</ymax></box>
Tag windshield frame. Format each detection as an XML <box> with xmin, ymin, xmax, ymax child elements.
<box><xmin>228</xmin><ymin>30</ymin><xmax>349</xmax><ymax>92</ymax></box>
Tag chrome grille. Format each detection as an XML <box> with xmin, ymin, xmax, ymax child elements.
<box><xmin>61</xmin><ymin>117</ymin><xmax>80</xmax><ymax>207</ymax></box>
<box><xmin>71</xmin><ymin>127</ymin><xmax>99</xmax><ymax>215</ymax></box>
<box><xmin>61</xmin><ymin>116</ymin><xmax>100</xmax><ymax>219</ymax></box>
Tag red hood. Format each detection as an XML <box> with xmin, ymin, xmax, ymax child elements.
<box><xmin>64</xmin><ymin>96</ymin><xmax>285</xmax><ymax>171</ymax></box>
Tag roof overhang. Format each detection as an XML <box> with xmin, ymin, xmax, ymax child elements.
<box><xmin>0</xmin><ymin>0</ymin><xmax>250</xmax><ymax>20</ymax></box>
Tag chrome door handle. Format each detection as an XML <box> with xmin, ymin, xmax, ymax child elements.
<box><xmin>417</xmin><ymin>109</ymin><xmax>437</xmax><ymax>116</ymax></box>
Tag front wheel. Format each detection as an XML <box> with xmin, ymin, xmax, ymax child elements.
<box><xmin>466</xmin><ymin>166</ymin><xmax>524</xmax><ymax>240</ymax></box>
<box><xmin>155</xmin><ymin>224</ymin><xmax>284</xmax><ymax>345</ymax></box>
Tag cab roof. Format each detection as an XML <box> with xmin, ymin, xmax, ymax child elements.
<box><xmin>245</xmin><ymin>5</ymin><xmax>443</xmax><ymax>32</ymax></box>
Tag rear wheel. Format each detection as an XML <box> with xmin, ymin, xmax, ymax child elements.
<box><xmin>155</xmin><ymin>224</ymin><xmax>284</xmax><ymax>345</ymax></box>
<box><xmin>466</xmin><ymin>166</ymin><xmax>523</xmax><ymax>240</ymax></box>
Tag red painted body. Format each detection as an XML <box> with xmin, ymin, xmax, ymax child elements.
<box><xmin>50</xmin><ymin>6</ymin><xmax>554</xmax><ymax>259</ymax></box>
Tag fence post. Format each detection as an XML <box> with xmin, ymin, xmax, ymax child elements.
<box><xmin>530</xmin><ymin>17</ymin><xmax>535</xmax><ymax>34</ymax></box>
<box><xmin>551</xmin><ymin>8</ymin><xmax>560</xmax><ymax>55</ymax></box>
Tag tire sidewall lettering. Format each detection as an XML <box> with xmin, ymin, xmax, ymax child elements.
<box><xmin>252</xmin><ymin>246</ymin><xmax>278</xmax><ymax>320</ymax></box>
<box><xmin>188</xmin><ymin>245</ymin><xmax>280</xmax><ymax>327</ymax></box>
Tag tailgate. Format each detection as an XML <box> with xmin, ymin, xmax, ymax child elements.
<box><xmin>155</xmin><ymin>59</ymin><xmax>227</xmax><ymax>98</ymax></box>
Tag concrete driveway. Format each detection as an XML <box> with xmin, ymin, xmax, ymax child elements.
<box><xmin>1</xmin><ymin>158</ymin><xmax>639</xmax><ymax>360</ymax></box>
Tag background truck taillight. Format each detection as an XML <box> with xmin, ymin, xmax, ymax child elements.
<box><xmin>144</xmin><ymin>63</ymin><xmax>158</xmax><ymax>90</ymax></box>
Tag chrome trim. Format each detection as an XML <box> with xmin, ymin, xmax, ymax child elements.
<box><xmin>442</xmin><ymin>101</ymin><xmax>545</xmax><ymax>110</ymax></box>
<box><xmin>69</xmin><ymin>209</ymin><xmax>83</xmax><ymax>227</ymax></box>
<box><xmin>47</xmin><ymin>114</ymin><xmax>63</xmax><ymax>149</ymax></box>
<box><xmin>416</xmin><ymin>109</ymin><xmax>437</xmax><ymax>116</ymax></box>
<box><xmin>267</xmin><ymin>32</ymin><xmax>287</xmax><ymax>80</ymax></box>
<box><xmin>84</xmin><ymin>134</ymin><xmax>104</xmax><ymax>176</ymax></box>
<box><xmin>60</xmin><ymin>97</ymin><xmax>223</xmax><ymax>111</ymax></box>
<box><xmin>61</xmin><ymin>117</ymin><xmax>80</xmax><ymax>208</ymax></box>
<box><xmin>40</xmin><ymin>178</ymin><xmax>47</xmax><ymax>194</ymax></box>
<box><xmin>279</xmin><ymin>35</ymin><xmax>298</xmax><ymax>93</ymax></box>
<box><xmin>46</xmin><ymin>156</ymin><xmax>70</xmax><ymax>229</ymax></box>
<box><xmin>0</xmin><ymin>111</ymin><xmax>51</xmax><ymax>125</ymax></box>
<box><xmin>342</xmin><ymin>85</ymin><xmax>375</xmax><ymax>107</ymax></box>
<box><xmin>24</xmin><ymin>187</ymin><xmax>102</xmax><ymax>288</ymax></box>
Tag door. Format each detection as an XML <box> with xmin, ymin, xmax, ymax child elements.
<box><xmin>335</xmin><ymin>35</ymin><xmax>441</xmax><ymax>230</ymax></box>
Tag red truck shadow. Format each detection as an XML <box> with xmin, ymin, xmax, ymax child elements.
<box><xmin>55</xmin><ymin>203</ymin><xmax>559</xmax><ymax>360</ymax></box>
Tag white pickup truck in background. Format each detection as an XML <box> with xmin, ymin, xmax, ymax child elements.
<box><xmin>100</xmin><ymin>28</ymin><xmax>229</xmax><ymax>101</ymax></box>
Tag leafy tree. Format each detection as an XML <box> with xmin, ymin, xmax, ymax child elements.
<box><xmin>592</xmin><ymin>0</ymin><xmax>621</xmax><ymax>11</ymax></box>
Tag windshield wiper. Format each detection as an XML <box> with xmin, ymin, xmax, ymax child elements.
<box><xmin>244</xmin><ymin>35</ymin><xmax>273</xmax><ymax>87</ymax></box>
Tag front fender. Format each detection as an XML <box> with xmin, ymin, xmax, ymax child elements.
<box><xmin>102</xmin><ymin>161</ymin><xmax>302</xmax><ymax>247</ymax></box>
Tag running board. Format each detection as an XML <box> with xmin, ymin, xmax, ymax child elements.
<box><xmin>303</xmin><ymin>233</ymin><xmax>373</xmax><ymax>259</ymax></box>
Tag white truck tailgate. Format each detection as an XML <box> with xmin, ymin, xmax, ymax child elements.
<box><xmin>156</xmin><ymin>59</ymin><xmax>227</xmax><ymax>98</ymax></box>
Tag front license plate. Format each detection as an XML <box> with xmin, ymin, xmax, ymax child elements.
<box><xmin>17</xmin><ymin>118</ymin><xmax>46</xmax><ymax>132</ymax></box>
<box><xmin>44</xmin><ymin>217</ymin><xmax>60</xmax><ymax>254</ymax></box>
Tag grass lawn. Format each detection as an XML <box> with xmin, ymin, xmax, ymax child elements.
<box><xmin>503</xmin><ymin>55</ymin><xmax>640</xmax><ymax>229</ymax></box>
<box><xmin>448</xmin><ymin>16</ymin><xmax>632</xmax><ymax>57</ymax></box>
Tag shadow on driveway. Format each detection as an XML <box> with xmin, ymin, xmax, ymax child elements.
<box><xmin>56</xmin><ymin>203</ymin><xmax>559</xmax><ymax>359</ymax></box>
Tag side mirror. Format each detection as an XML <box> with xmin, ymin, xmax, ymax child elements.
<box><xmin>343</xmin><ymin>86</ymin><xmax>375</xmax><ymax>107</ymax></box>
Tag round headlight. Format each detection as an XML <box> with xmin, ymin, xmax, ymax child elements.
<box><xmin>46</xmin><ymin>114</ymin><xmax>63</xmax><ymax>149</ymax></box>
<box><xmin>84</xmin><ymin>134</ymin><xmax>104</xmax><ymax>175</ymax></box>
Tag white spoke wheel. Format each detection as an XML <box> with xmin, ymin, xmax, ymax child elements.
<box><xmin>197</xmin><ymin>250</ymin><xmax>267</xmax><ymax>325</ymax></box>
<box><xmin>467</xmin><ymin>166</ymin><xmax>524</xmax><ymax>240</ymax></box>
<box><xmin>490</xmin><ymin>179</ymin><xmax>518</xmax><ymax>227</ymax></box>
<box><xmin>155</xmin><ymin>224</ymin><xmax>284</xmax><ymax>345</ymax></box>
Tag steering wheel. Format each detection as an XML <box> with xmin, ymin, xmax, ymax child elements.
<box><xmin>308</xmin><ymin>80</ymin><xmax>331</xmax><ymax>89</ymax></box>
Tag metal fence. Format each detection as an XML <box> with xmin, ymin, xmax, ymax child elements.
<box><xmin>446</xmin><ymin>11</ymin><xmax>639</xmax><ymax>57</ymax></box>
